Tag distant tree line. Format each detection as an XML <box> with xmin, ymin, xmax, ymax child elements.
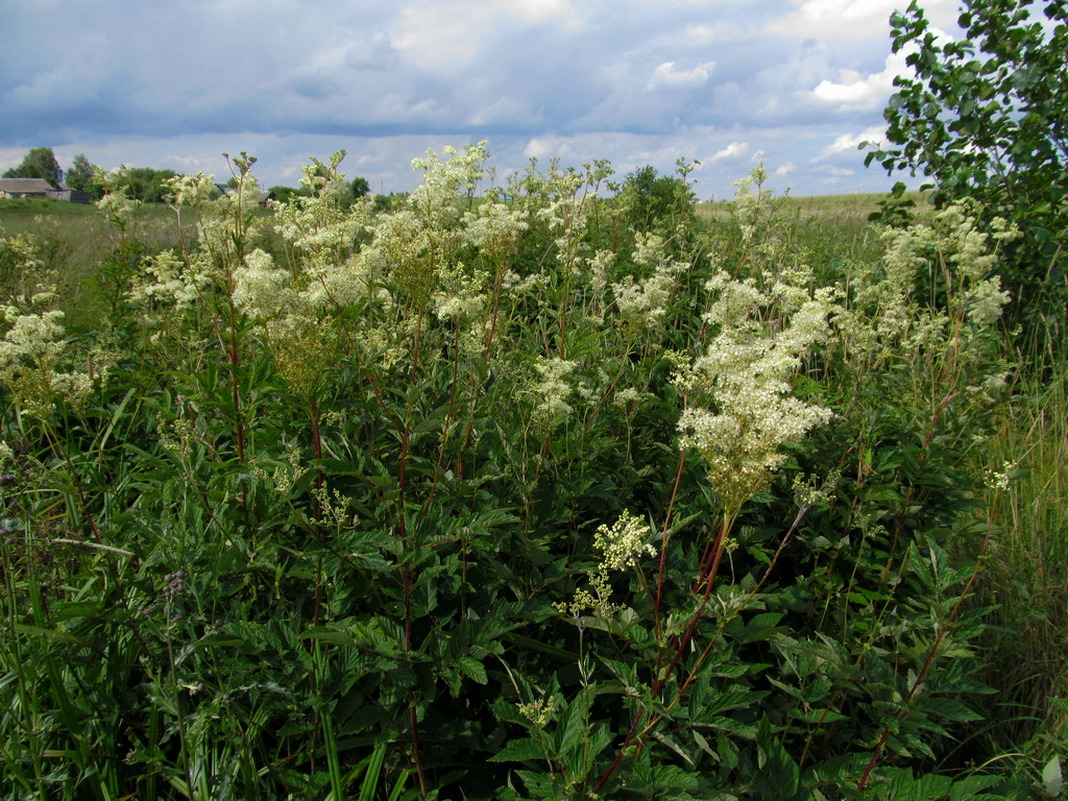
<box><xmin>3</xmin><ymin>146</ymin><xmax>374</xmax><ymax>206</ymax></box>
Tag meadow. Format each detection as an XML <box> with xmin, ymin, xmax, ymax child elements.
<box><xmin>0</xmin><ymin>147</ymin><xmax>1063</xmax><ymax>801</ymax></box>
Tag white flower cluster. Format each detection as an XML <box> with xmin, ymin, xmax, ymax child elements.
<box><xmin>409</xmin><ymin>141</ymin><xmax>490</xmax><ymax>228</ymax></box>
<box><xmin>431</xmin><ymin>262</ymin><xmax>489</xmax><ymax>324</ymax></box>
<box><xmin>96</xmin><ymin>187</ymin><xmax>142</xmax><ymax>232</ymax></box>
<box><xmin>983</xmin><ymin>461</ymin><xmax>1016</xmax><ymax>492</ymax></box>
<box><xmin>837</xmin><ymin>201</ymin><xmax>1017</xmax><ymax>373</ymax></box>
<box><xmin>677</xmin><ymin>274</ymin><xmax>836</xmax><ymax>511</ymax></box>
<box><xmin>462</xmin><ymin>200</ymin><xmax>528</xmax><ymax>271</ymax></box>
<box><xmin>0</xmin><ymin>308</ymin><xmax>95</xmax><ymax>417</ymax></box>
<box><xmin>528</xmin><ymin>357</ymin><xmax>578</xmax><ymax>430</ymax></box>
<box><xmin>555</xmin><ymin>510</ymin><xmax>656</xmax><ymax>620</ymax></box>
<box><xmin>0</xmin><ymin>235</ymin><xmax>55</xmax><ymax>307</ymax></box>
<box><xmin>164</xmin><ymin>172</ymin><xmax>217</xmax><ymax>208</ymax></box>
<box><xmin>232</xmin><ymin>249</ymin><xmax>297</xmax><ymax>321</ymax></box>
<box><xmin>130</xmin><ymin>250</ymin><xmax>209</xmax><ymax>318</ymax></box>
<box><xmin>611</xmin><ymin>232</ymin><xmax>687</xmax><ymax>335</ymax></box>
<box><xmin>593</xmin><ymin>510</ymin><xmax>657</xmax><ymax>572</ymax></box>
<box><xmin>730</xmin><ymin>164</ymin><xmax>776</xmax><ymax>243</ymax></box>
<box><xmin>587</xmin><ymin>248</ymin><xmax>616</xmax><ymax>304</ymax></box>
<box><xmin>271</xmin><ymin>152</ymin><xmax>372</xmax><ymax>295</ymax></box>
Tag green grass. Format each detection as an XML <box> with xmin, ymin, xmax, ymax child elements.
<box><xmin>0</xmin><ymin>199</ymin><xmax>184</xmax><ymax>328</ymax></box>
<box><xmin>971</xmin><ymin>371</ymin><xmax>1068</xmax><ymax>755</ymax></box>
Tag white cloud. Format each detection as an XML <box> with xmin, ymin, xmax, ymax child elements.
<box><xmin>524</xmin><ymin>136</ymin><xmax>573</xmax><ymax>160</ymax></box>
<box><xmin>510</xmin><ymin>0</ymin><xmax>576</xmax><ymax>22</ymax></box>
<box><xmin>767</xmin><ymin>0</ymin><xmax>958</xmax><ymax>40</ymax></box>
<box><xmin>820</xmin><ymin>125</ymin><xmax>888</xmax><ymax>158</ymax></box>
<box><xmin>0</xmin><ymin>1</ymin><xmax>924</xmax><ymax>198</ymax></box>
<box><xmin>808</xmin><ymin>50</ymin><xmax>906</xmax><ymax>109</ymax></box>
<box><xmin>647</xmin><ymin>60</ymin><xmax>716</xmax><ymax>90</ymax></box>
<box><xmin>708</xmin><ymin>141</ymin><xmax>750</xmax><ymax>163</ymax></box>
<box><xmin>681</xmin><ymin>24</ymin><xmax>719</xmax><ymax>45</ymax></box>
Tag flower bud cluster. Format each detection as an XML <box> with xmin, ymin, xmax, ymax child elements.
<box><xmin>517</xmin><ymin>695</ymin><xmax>557</xmax><ymax>728</ymax></box>
<box><xmin>593</xmin><ymin>510</ymin><xmax>656</xmax><ymax>572</ymax></box>
<box><xmin>555</xmin><ymin>511</ymin><xmax>656</xmax><ymax>620</ymax></box>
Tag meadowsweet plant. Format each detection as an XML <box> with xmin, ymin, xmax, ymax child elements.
<box><xmin>610</xmin><ymin>232</ymin><xmax>687</xmax><ymax>338</ymax></box>
<box><xmin>555</xmin><ymin>510</ymin><xmax>656</xmax><ymax>620</ymax></box>
<box><xmin>675</xmin><ymin>275</ymin><xmax>836</xmax><ymax>515</ymax></box>
<box><xmin>0</xmin><ymin>141</ymin><xmax>1051</xmax><ymax>801</ymax></box>
<box><xmin>0</xmin><ymin>239</ymin><xmax>107</xmax><ymax>418</ymax></box>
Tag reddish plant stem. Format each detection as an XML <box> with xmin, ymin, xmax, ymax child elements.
<box><xmin>595</xmin><ymin>511</ymin><xmax>734</xmax><ymax>796</ymax></box>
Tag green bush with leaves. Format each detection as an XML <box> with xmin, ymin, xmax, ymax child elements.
<box><xmin>0</xmin><ymin>143</ymin><xmax>1056</xmax><ymax>800</ymax></box>
<box><xmin>865</xmin><ymin>0</ymin><xmax>1068</xmax><ymax>353</ymax></box>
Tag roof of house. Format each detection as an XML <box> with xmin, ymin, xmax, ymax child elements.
<box><xmin>0</xmin><ymin>177</ymin><xmax>56</xmax><ymax>194</ymax></box>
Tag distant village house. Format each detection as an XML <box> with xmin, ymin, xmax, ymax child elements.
<box><xmin>0</xmin><ymin>177</ymin><xmax>91</xmax><ymax>204</ymax></box>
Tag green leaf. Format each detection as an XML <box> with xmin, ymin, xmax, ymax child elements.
<box><xmin>488</xmin><ymin>737</ymin><xmax>546</xmax><ymax>763</ymax></box>
<box><xmin>456</xmin><ymin>656</ymin><xmax>488</xmax><ymax>685</ymax></box>
<box><xmin>755</xmin><ymin>725</ymin><xmax>801</xmax><ymax>801</ymax></box>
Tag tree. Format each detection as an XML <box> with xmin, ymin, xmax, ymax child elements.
<box><xmin>269</xmin><ymin>185</ymin><xmax>305</xmax><ymax>204</ymax></box>
<box><xmin>65</xmin><ymin>153</ymin><xmax>99</xmax><ymax>195</ymax></box>
<box><xmin>111</xmin><ymin>166</ymin><xmax>180</xmax><ymax>203</ymax></box>
<box><xmin>865</xmin><ymin>0</ymin><xmax>1068</xmax><ymax>346</ymax></box>
<box><xmin>351</xmin><ymin>176</ymin><xmax>370</xmax><ymax>198</ymax></box>
<box><xmin>3</xmin><ymin>147</ymin><xmax>62</xmax><ymax>187</ymax></box>
<box><xmin>617</xmin><ymin>163</ymin><xmax>696</xmax><ymax>235</ymax></box>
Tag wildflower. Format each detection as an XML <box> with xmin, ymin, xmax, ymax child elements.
<box><xmin>0</xmin><ymin>307</ymin><xmax>99</xmax><ymax>417</ymax></box>
<box><xmin>431</xmin><ymin>262</ymin><xmax>489</xmax><ymax>323</ymax></box>
<box><xmin>593</xmin><ymin>510</ymin><xmax>656</xmax><ymax>572</ymax></box>
<box><xmin>232</xmin><ymin>249</ymin><xmax>297</xmax><ymax>320</ymax></box>
<box><xmin>678</xmin><ymin>275</ymin><xmax>835</xmax><ymax>511</ymax></box>
<box><xmin>611</xmin><ymin>235</ymin><xmax>686</xmax><ymax>335</ymax></box>
<box><xmin>613</xmin><ymin>387</ymin><xmax>643</xmax><ymax>409</ymax></box>
<box><xmin>984</xmin><ymin>461</ymin><xmax>1015</xmax><ymax>492</ymax></box>
<box><xmin>97</xmin><ymin>186</ymin><xmax>142</xmax><ymax>231</ymax></box>
<box><xmin>130</xmin><ymin>250</ymin><xmax>210</xmax><ymax>318</ymax></box>
<box><xmin>556</xmin><ymin>511</ymin><xmax>657</xmax><ymax>621</ymax></box>
<box><xmin>528</xmin><ymin>357</ymin><xmax>578</xmax><ymax>430</ymax></box>
<box><xmin>462</xmin><ymin>200</ymin><xmax>528</xmax><ymax>271</ymax></box>
<box><xmin>164</xmin><ymin>172</ymin><xmax>218</xmax><ymax>208</ymax></box>
<box><xmin>517</xmin><ymin>695</ymin><xmax>557</xmax><ymax>727</ymax></box>
<box><xmin>162</xmin><ymin>570</ymin><xmax>186</xmax><ymax>598</ymax></box>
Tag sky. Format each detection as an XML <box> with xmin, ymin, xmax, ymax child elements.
<box><xmin>0</xmin><ymin>0</ymin><xmax>962</xmax><ymax>200</ymax></box>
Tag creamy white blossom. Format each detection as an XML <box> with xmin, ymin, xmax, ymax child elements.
<box><xmin>528</xmin><ymin>357</ymin><xmax>578</xmax><ymax>430</ymax></box>
<box><xmin>678</xmin><ymin>274</ymin><xmax>835</xmax><ymax>510</ymax></box>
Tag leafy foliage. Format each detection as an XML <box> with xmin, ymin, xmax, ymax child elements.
<box><xmin>2</xmin><ymin>147</ymin><xmax>63</xmax><ymax>187</ymax></box>
<box><xmin>0</xmin><ymin>142</ymin><xmax>1053</xmax><ymax>800</ymax></box>
<box><xmin>865</xmin><ymin>0</ymin><xmax>1068</xmax><ymax>350</ymax></box>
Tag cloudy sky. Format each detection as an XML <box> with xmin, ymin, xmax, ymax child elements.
<box><xmin>0</xmin><ymin>0</ymin><xmax>961</xmax><ymax>199</ymax></box>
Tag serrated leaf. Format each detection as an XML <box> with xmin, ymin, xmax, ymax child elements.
<box><xmin>488</xmin><ymin>737</ymin><xmax>546</xmax><ymax>763</ymax></box>
<box><xmin>755</xmin><ymin>733</ymin><xmax>800</xmax><ymax>801</ymax></box>
<box><xmin>457</xmin><ymin>656</ymin><xmax>487</xmax><ymax>685</ymax></box>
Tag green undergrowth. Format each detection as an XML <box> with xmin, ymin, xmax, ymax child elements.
<box><xmin>0</xmin><ymin>148</ymin><xmax>1063</xmax><ymax>800</ymax></box>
